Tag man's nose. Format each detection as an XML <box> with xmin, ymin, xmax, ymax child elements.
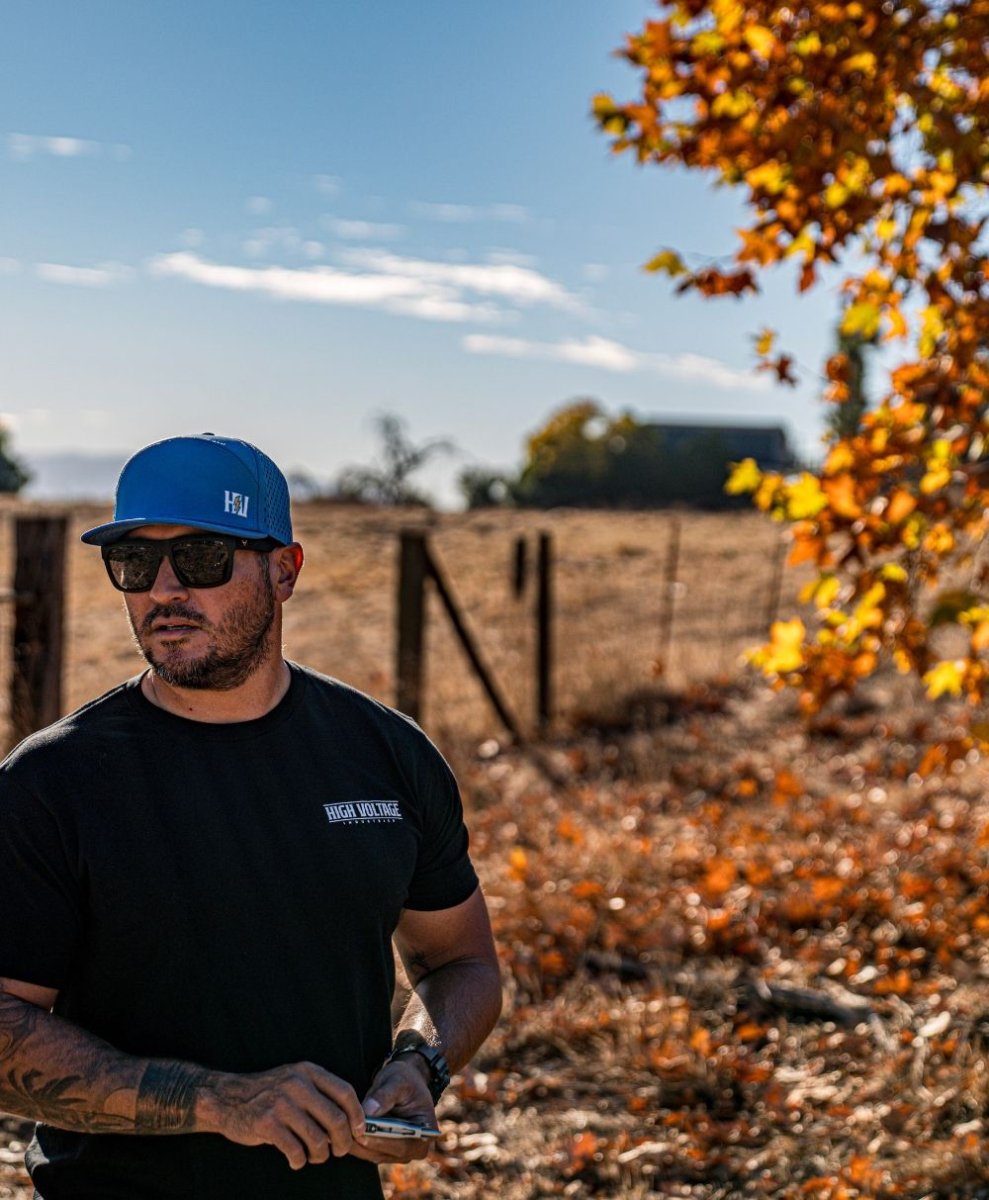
<box><xmin>147</xmin><ymin>553</ymin><xmax>189</xmax><ymax>602</ymax></box>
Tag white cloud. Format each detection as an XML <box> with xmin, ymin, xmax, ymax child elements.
<box><xmin>582</xmin><ymin>263</ymin><xmax>609</xmax><ymax>283</ymax></box>
<box><xmin>302</xmin><ymin>240</ymin><xmax>325</xmax><ymax>260</ymax></box>
<box><xmin>148</xmin><ymin>251</ymin><xmax>503</xmax><ymax>324</ymax></box>
<box><xmin>462</xmin><ymin>334</ymin><xmax>770</xmax><ymax>391</ymax></box>
<box><xmin>35</xmin><ymin>261</ymin><xmax>132</xmax><ymax>287</ymax></box>
<box><xmin>246</xmin><ymin>195</ymin><xmax>273</xmax><ymax>216</ymax></box>
<box><xmin>8</xmin><ymin>133</ymin><xmax>131</xmax><ymax>161</ymax></box>
<box><xmin>339</xmin><ymin>249</ymin><xmax>582</xmax><ymax>312</ymax></box>
<box><xmin>315</xmin><ymin>174</ymin><xmax>341</xmax><ymax>196</ymax></box>
<box><xmin>324</xmin><ymin>218</ymin><xmax>406</xmax><ymax>241</ymax></box>
<box><xmin>413</xmin><ymin>201</ymin><xmax>532</xmax><ymax>224</ymax></box>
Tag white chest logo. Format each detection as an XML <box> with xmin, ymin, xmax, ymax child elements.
<box><xmin>324</xmin><ymin>801</ymin><xmax>403</xmax><ymax>825</ymax></box>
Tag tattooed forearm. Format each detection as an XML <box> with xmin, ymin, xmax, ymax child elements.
<box><xmin>136</xmin><ymin>1063</ymin><xmax>207</xmax><ymax>1132</ymax></box>
<box><xmin>0</xmin><ymin>988</ymin><xmax>210</xmax><ymax>1135</ymax></box>
<box><xmin>0</xmin><ymin>989</ymin><xmax>44</xmax><ymax>1059</ymax></box>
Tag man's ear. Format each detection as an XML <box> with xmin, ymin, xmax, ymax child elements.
<box><xmin>273</xmin><ymin>542</ymin><xmax>304</xmax><ymax>601</ymax></box>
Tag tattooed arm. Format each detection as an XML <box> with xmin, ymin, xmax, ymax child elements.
<box><xmin>0</xmin><ymin>979</ymin><xmax>366</xmax><ymax>1169</ymax></box>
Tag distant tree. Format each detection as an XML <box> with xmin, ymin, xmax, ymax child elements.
<box><xmin>0</xmin><ymin>426</ymin><xmax>29</xmax><ymax>494</ymax></box>
<box><xmin>335</xmin><ymin>414</ymin><xmax>455</xmax><ymax>507</ymax></box>
<box><xmin>458</xmin><ymin>467</ymin><xmax>513</xmax><ymax>510</ymax></box>
<box><xmin>514</xmin><ymin>400</ymin><xmax>609</xmax><ymax>507</ymax></box>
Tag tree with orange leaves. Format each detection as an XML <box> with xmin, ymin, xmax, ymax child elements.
<box><xmin>595</xmin><ymin>0</ymin><xmax>989</xmax><ymax>718</ymax></box>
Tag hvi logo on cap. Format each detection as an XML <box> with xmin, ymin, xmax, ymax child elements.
<box><xmin>224</xmin><ymin>490</ymin><xmax>250</xmax><ymax>518</ymax></box>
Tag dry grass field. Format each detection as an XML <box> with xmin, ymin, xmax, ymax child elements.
<box><xmin>1</xmin><ymin>499</ymin><xmax>800</xmax><ymax>747</ymax></box>
<box><xmin>4</xmin><ymin>501</ymin><xmax>989</xmax><ymax>1199</ymax></box>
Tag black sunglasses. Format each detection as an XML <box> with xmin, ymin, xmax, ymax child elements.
<box><xmin>102</xmin><ymin>533</ymin><xmax>282</xmax><ymax>592</ymax></box>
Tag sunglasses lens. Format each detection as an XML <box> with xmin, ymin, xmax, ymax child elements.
<box><xmin>171</xmin><ymin>539</ymin><xmax>233</xmax><ymax>587</ymax></box>
<box><xmin>104</xmin><ymin>545</ymin><xmax>162</xmax><ymax>592</ymax></box>
<box><xmin>103</xmin><ymin>537</ymin><xmax>238</xmax><ymax>591</ymax></box>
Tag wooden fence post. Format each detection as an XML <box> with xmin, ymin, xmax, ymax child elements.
<box><xmin>10</xmin><ymin>515</ymin><xmax>67</xmax><ymax>745</ymax></box>
<box><xmin>396</xmin><ymin>529</ymin><xmax>428</xmax><ymax>722</ymax></box>
<box><xmin>536</xmin><ymin>532</ymin><xmax>553</xmax><ymax>734</ymax></box>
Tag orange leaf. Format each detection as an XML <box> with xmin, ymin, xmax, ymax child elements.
<box><xmin>703</xmin><ymin>858</ymin><xmax>738</xmax><ymax>900</ymax></box>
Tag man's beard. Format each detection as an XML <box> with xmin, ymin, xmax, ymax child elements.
<box><xmin>130</xmin><ymin>566</ymin><xmax>276</xmax><ymax>691</ymax></box>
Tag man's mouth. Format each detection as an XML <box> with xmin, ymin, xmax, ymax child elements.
<box><xmin>143</xmin><ymin>608</ymin><xmax>205</xmax><ymax>636</ymax></box>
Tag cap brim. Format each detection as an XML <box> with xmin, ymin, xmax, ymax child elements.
<box><xmin>80</xmin><ymin>517</ymin><xmax>287</xmax><ymax>545</ymax></box>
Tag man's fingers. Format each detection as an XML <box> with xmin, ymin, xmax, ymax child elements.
<box><xmin>269</xmin><ymin>1127</ymin><xmax>309</xmax><ymax>1171</ymax></box>
<box><xmin>306</xmin><ymin>1066</ymin><xmax>366</xmax><ymax>1136</ymax></box>
<box><xmin>350</xmin><ymin>1136</ymin><xmax>431</xmax><ymax>1166</ymax></box>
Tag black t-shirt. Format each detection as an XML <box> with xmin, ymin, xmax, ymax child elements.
<box><xmin>0</xmin><ymin>664</ymin><xmax>479</xmax><ymax>1199</ymax></box>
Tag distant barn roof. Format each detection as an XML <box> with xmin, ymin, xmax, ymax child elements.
<box><xmin>643</xmin><ymin>420</ymin><xmax>797</xmax><ymax>471</ymax></box>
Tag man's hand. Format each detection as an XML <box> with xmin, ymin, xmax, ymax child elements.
<box><xmin>197</xmin><ymin>1061</ymin><xmax>366</xmax><ymax>1170</ymax></box>
<box><xmin>351</xmin><ymin>1057</ymin><xmax>437</xmax><ymax>1164</ymax></box>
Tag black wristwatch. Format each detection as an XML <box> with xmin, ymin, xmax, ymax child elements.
<box><xmin>385</xmin><ymin>1030</ymin><xmax>451</xmax><ymax>1104</ymax></box>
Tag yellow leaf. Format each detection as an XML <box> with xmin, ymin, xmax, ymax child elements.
<box><xmin>920</xmin><ymin>465</ymin><xmax>952</xmax><ymax>495</ymax></box>
<box><xmin>745</xmin><ymin>160</ymin><xmax>788</xmax><ymax>195</ymax></box>
<box><xmin>843</xmin><ymin>51</ymin><xmax>877</xmax><ymax>74</ymax></box>
<box><xmin>754</xmin><ymin>328</ymin><xmax>775</xmax><ymax>357</ymax></box>
<box><xmin>842</xmin><ymin>303</ymin><xmax>882</xmax><ymax>339</ymax></box>
<box><xmin>743</xmin><ymin>24</ymin><xmax>776</xmax><ymax>58</ymax></box>
<box><xmin>712</xmin><ymin>90</ymin><xmax>755</xmax><ymax>118</ymax></box>
<box><xmin>712</xmin><ymin>0</ymin><xmax>744</xmax><ymax>34</ymax></box>
<box><xmin>923</xmin><ymin>660</ymin><xmax>965</xmax><ymax>699</ymax></box>
<box><xmin>760</xmin><ymin>618</ymin><xmax>806</xmax><ymax>674</ymax></box>
<box><xmin>825</xmin><ymin>181</ymin><xmax>849</xmax><ymax>209</ymax></box>
<box><xmin>794</xmin><ymin>31</ymin><xmax>822</xmax><ymax>55</ymax></box>
<box><xmin>645</xmin><ymin>249</ymin><xmax>687</xmax><ymax>276</ymax></box>
<box><xmin>725</xmin><ymin>457</ymin><xmax>762</xmax><ymax>494</ymax></box>
<box><xmin>785</xmin><ymin>473</ymin><xmax>828</xmax><ymax>519</ymax></box>
<box><xmin>919</xmin><ymin>305</ymin><xmax>945</xmax><ymax>357</ymax></box>
<box><xmin>880</xmin><ymin>563</ymin><xmax>908</xmax><ymax>584</ymax></box>
<box><xmin>824</xmin><ymin>442</ymin><xmax>855</xmax><ymax>474</ymax></box>
<box><xmin>814</xmin><ymin>574</ymin><xmax>841</xmax><ymax>609</ymax></box>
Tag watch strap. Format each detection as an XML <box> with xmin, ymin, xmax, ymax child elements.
<box><xmin>386</xmin><ymin>1031</ymin><xmax>451</xmax><ymax>1103</ymax></box>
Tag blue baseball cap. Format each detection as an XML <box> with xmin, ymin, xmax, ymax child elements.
<box><xmin>80</xmin><ymin>433</ymin><xmax>294</xmax><ymax>546</ymax></box>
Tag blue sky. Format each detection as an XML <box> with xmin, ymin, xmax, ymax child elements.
<box><xmin>2</xmin><ymin>1</ymin><xmax>844</xmax><ymax>505</ymax></box>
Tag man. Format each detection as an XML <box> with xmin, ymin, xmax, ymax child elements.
<box><xmin>0</xmin><ymin>433</ymin><xmax>502</xmax><ymax>1199</ymax></box>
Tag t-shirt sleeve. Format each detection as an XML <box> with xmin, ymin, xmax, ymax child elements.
<box><xmin>403</xmin><ymin>739</ymin><xmax>479</xmax><ymax>912</ymax></box>
<box><xmin>0</xmin><ymin>774</ymin><xmax>82</xmax><ymax>989</ymax></box>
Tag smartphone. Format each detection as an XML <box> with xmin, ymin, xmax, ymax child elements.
<box><xmin>364</xmin><ymin>1115</ymin><xmax>441</xmax><ymax>1140</ymax></box>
